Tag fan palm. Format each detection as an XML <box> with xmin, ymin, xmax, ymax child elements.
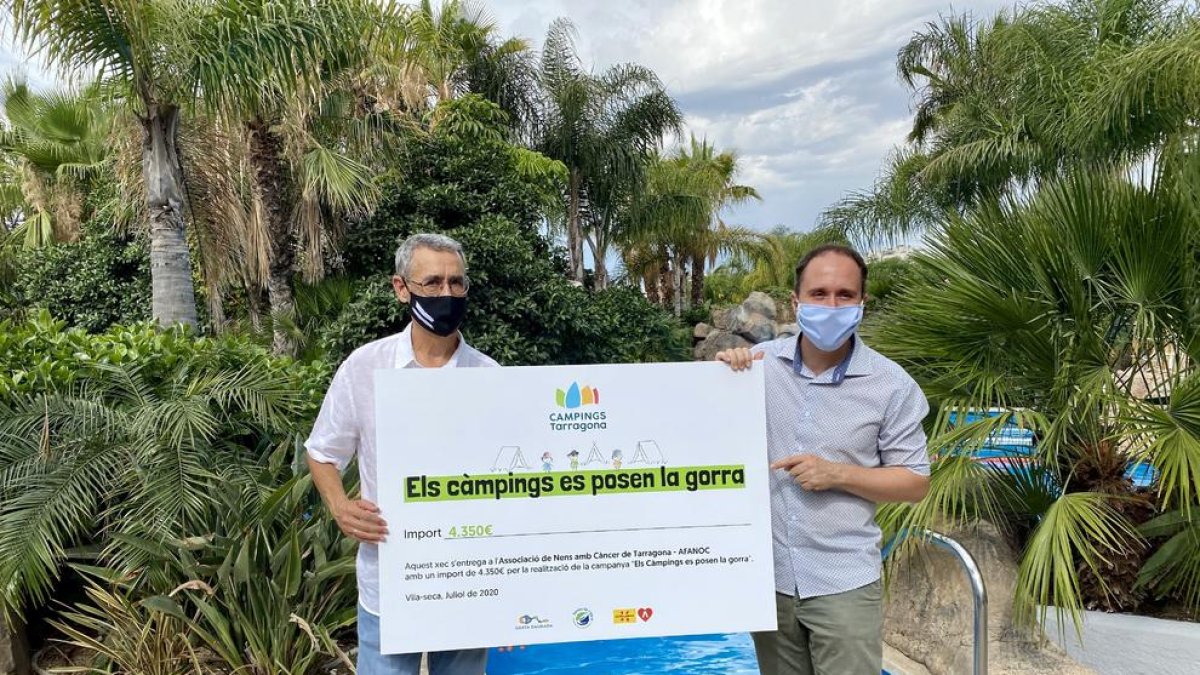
<box><xmin>188</xmin><ymin>0</ymin><xmax>395</xmax><ymax>353</ymax></box>
<box><xmin>537</xmin><ymin>18</ymin><xmax>683</xmax><ymax>284</ymax></box>
<box><xmin>0</xmin><ymin>80</ymin><xmax>110</xmax><ymax>247</ymax></box>
<box><xmin>871</xmin><ymin>164</ymin><xmax>1200</xmax><ymax>630</ymax></box>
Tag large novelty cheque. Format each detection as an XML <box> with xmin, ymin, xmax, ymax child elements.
<box><xmin>374</xmin><ymin>362</ymin><xmax>775</xmax><ymax>653</ymax></box>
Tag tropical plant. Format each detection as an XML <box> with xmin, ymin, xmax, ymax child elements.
<box><xmin>701</xmin><ymin>226</ymin><xmax>848</xmax><ymax>305</ymax></box>
<box><xmin>51</xmin><ymin>580</ymin><xmax>206</xmax><ymax>675</ymax></box>
<box><xmin>622</xmin><ymin>137</ymin><xmax>761</xmax><ymax>312</ymax></box>
<box><xmin>133</xmin><ymin>471</ymin><xmax>358</xmax><ymax>675</ymax></box>
<box><xmin>0</xmin><ymin>79</ymin><xmax>110</xmax><ymax>248</ymax></box>
<box><xmin>9</xmin><ymin>0</ymin><xmax>208</xmax><ymax>326</ymax></box>
<box><xmin>187</xmin><ymin>0</ymin><xmax>396</xmax><ymax>354</ymax></box>
<box><xmin>0</xmin><ymin>315</ymin><xmax>323</xmax><ymax>615</ymax></box>
<box><xmin>322</xmin><ymin>121</ymin><xmax>685</xmax><ymax>366</ymax></box>
<box><xmin>823</xmin><ymin>0</ymin><xmax>1196</xmax><ymax>243</ymax></box>
<box><xmin>407</xmin><ymin>0</ymin><xmax>538</xmax><ymax>135</ymax></box>
<box><xmin>871</xmin><ymin>166</ymin><xmax>1200</xmax><ymax>630</ymax></box>
<box><xmin>536</xmin><ymin>18</ymin><xmax>683</xmax><ymax>284</ymax></box>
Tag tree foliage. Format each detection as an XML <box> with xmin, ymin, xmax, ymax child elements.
<box><xmin>320</xmin><ymin>116</ymin><xmax>686</xmax><ymax>366</ymax></box>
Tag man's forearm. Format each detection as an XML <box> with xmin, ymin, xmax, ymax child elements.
<box><xmin>307</xmin><ymin>455</ymin><xmax>351</xmax><ymax>512</ymax></box>
<box><xmin>834</xmin><ymin>464</ymin><xmax>929</xmax><ymax>503</ymax></box>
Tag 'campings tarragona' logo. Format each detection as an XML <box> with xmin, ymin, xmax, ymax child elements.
<box><xmin>555</xmin><ymin>382</ymin><xmax>600</xmax><ymax>409</ymax></box>
<box><xmin>549</xmin><ymin>381</ymin><xmax>608</xmax><ymax>432</ymax></box>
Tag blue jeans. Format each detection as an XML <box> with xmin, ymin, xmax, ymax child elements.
<box><xmin>356</xmin><ymin>605</ymin><xmax>488</xmax><ymax>675</ymax></box>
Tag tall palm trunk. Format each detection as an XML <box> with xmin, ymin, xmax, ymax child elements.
<box><xmin>642</xmin><ymin>268</ymin><xmax>660</xmax><ymax>304</ymax></box>
<box><xmin>248</xmin><ymin>116</ymin><xmax>297</xmax><ymax>356</ymax></box>
<box><xmin>588</xmin><ymin>229</ymin><xmax>609</xmax><ymax>289</ymax></box>
<box><xmin>691</xmin><ymin>252</ymin><xmax>706</xmax><ymax>307</ymax></box>
<box><xmin>673</xmin><ymin>252</ymin><xmax>685</xmax><ymax>316</ymax></box>
<box><xmin>246</xmin><ymin>282</ymin><xmax>266</xmax><ymax>332</ymax></box>
<box><xmin>593</xmin><ymin>251</ymin><xmax>608</xmax><ymax>289</ymax></box>
<box><xmin>659</xmin><ymin>258</ymin><xmax>674</xmax><ymax>311</ymax></box>
<box><xmin>142</xmin><ymin>104</ymin><xmax>198</xmax><ymax>328</ymax></box>
<box><xmin>567</xmin><ymin>169</ymin><xmax>585</xmax><ymax>282</ymax></box>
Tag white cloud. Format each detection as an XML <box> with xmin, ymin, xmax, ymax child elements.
<box><xmin>488</xmin><ymin>0</ymin><xmax>1017</xmax><ymax>231</ymax></box>
<box><xmin>0</xmin><ymin>0</ymin><xmax>1014</xmax><ymax>233</ymax></box>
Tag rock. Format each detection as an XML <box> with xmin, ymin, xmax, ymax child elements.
<box><xmin>693</xmin><ymin>323</ymin><xmax>712</xmax><ymax>340</ymax></box>
<box><xmin>692</xmin><ymin>330</ymin><xmax>752</xmax><ymax>361</ymax></box>
<box><xmin>730</xmin><ymin>310</ymin><xmax>776</xmax><ymax>343</ymax></box>
<box><xmin>710</xmin><ymin>306</ymin><xmax>733</xmax><ymax>331</ymax></box>
<box><xmin>777</xmin><ymin>299</ymin><xmax>796</xmax><ymax>324</ymax></box>
<box><xmin>728</xmin><ymin>292</ymin><xmax>779</xmax><ymax>343</ymax></box>
<box><xmin>742</xmin><ymin>291</ymin><xmax>777</xmax><ymax>321</ymax></box>
<box><xmin>776</xmin><ymin>322</ymin><xmax>798</xmax><ymax>338</ymax></box>
<box><xmin>885</xmin><ymin>521</ymin><xmax>1095</xmax><ymax>675</ymax></box>
<box><xmin>0</xmin><ymin>616</ymin><xmax>30</xmax><ymax>675</ymax></box>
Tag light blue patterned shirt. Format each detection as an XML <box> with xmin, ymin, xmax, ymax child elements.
<box><xmin>750</xmin><ymin>335</ymin><xmax>930</xmax><ymax>599</ymax></box>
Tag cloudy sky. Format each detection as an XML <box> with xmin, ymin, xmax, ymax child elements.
<box><xmin>489</xmin><ymin>0</ymin><xmax>1011</xmax><ymax>234</ymax></box>
<box><xmin>1</xmin><ymin>0</ymin><xmax>1014</xmax><ymax>234</ymax></box>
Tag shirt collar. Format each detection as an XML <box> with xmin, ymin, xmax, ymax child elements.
<box><xmin>777</xmin><ymin>334</ymin><xmax>873</xmax><ymax>384</ymax></box>
<box><xmin>394</xmin><ymin>323</ymin><xmax>467</xmax><ymax>369</ymax></box>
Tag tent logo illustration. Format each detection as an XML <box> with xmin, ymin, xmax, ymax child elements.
<box><xmin>555</xmin><ymin>382</ymin><xmax>600</xmax><ymax>409</ymax></box>
<box><xmin>491</xmin><ymin>446</ymin><xmax>531</xmax><ymax>472</ymax></box>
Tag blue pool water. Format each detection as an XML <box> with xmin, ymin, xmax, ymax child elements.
<box><xmin>487</xmin><ymin>634</ymin><xmax>759</xmax><ymax>674</ymax></box>
<box><xmin>485</xmin><ymin>634</ymin><xmax>890</xmax><ymax>674</ymax></box>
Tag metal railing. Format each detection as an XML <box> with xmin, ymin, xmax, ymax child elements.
<box><xmin>883</xmin><ymin>529</ymin><xmax>989</xmax><ymax>675</ymax></box>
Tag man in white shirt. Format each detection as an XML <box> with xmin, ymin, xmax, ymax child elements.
<box><xmin>305</xmin><ymin>233</ymin><xmax>498</xmax><ymax>675</ymax></box>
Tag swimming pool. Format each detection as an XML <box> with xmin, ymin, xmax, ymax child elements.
<box><xmin>485</xmin><ymin>633</ymin><xmax>760</xmax><ymax>674</ymax></box>
<box><xmin>485</xmin><ymin>634</ymin><xmax>891</xmax><ymax>674</ymax></box>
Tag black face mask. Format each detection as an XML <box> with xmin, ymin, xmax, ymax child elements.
<box><xmin>409</xmin><ymin>292</ymin><xmax>467</xmax><ymax>337</ymax></box>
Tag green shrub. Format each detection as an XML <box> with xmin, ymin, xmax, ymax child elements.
<box><xmin>8</xmin><ymin>213</ymin><xmax>150</xmax><ymax>332</ymax></box>
<box><xmin>0</xmin><ymin>314</ymin><xmax>330</xmax><ymax>613</ymax></box>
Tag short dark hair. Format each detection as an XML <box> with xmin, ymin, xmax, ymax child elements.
<box><xmin>793</xmin><ymin>244</ymin><xmax>868</xmax><ymax>295</ymax></box>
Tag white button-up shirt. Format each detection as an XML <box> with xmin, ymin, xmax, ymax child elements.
<box><xmin>751</xmin><ymin>335</ymin><xmax>930</xmax><ymax>599</ymax></box>
<box><xmin>304</xmin><ymin>324</ymin><xmax>499</xmax><ymax>614</ymax></box>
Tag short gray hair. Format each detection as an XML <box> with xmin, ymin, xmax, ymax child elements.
<box><xmin>394</xmin><ymin>233</ymin><xmax>467</xmax><ymax>277</ymax></box>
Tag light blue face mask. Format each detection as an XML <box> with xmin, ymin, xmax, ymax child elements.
<box><xmin>797</xmin><ymin>303</ymin><xmax>863</xmax><ymax>352</ymax></box>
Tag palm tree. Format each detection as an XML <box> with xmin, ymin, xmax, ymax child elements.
<box><xmin>407</xmin><ymin>0</ymin><xmax>537</xmax><ymax>135</ymax></box>
<box><xmin>0</xmin><ymin>80</ymin><xmax>110</xmax><ymax>247</ymax></box>
<box><xmin>674</xmin><ymin>136</ymin><xmax>761</xmax><ymax>307</ymax></box>
<box><xmin>9</xmin><ymin>0</ymin><xmax>207</xmax><ymax>327</ymax></box>
<box><xmin>616</xmin><ymin>154</ymin><xmax>708</xmax><ymax>310</ymax></box>
<box><xmin>871</xmin><ymin>165</ymin><xmax>1200</xmax><ymax>627</ymax></box>
<box><xmin>189</xmin><ymin>0</ymin><xmax>391</xmax><ymax>354</ymax></box>
<box><xmin>537</xmin><ymin>18</ymin><xmax>683</xmax><ymax>284</ymax></box>
<box><xmin>823</xmin><ymin>0</ymin><xmax>1192</xmax><ymax>243</ymax></box>
<box><xmin>738</xmin><ymin>226</ymin><xmax>848</xmax><ymax>292</ymax></box>
<box><xmin>617</xmin><ymin>143</ymin><xmax>761</xmax><ymax>313</ymax></box>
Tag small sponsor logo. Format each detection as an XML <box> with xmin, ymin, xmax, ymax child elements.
<box><xmin>637</xmin><ymin>607</ymin><xmax>654</xmax><ymax>622</ymax></box>
<box><xmin>572</xmin><ymin>608</ymin><xmax>593</xmax><ymax>628</ymax></box>
<box><xmin>612</xmin><ymin>608</ymin><xmax>637</xmax><ymax>624</ymax></box>
<box><xmin>516</xmin><ymin>614</ymin><xmax>552</xmax><ymax>630</ymax></box>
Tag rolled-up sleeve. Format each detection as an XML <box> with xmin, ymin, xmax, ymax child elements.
<box><xmin>305</xmin><ymin>362</ymin><xmax>359</xmax><ymax>471</ymax></box>
<box><xmin>879</xmin><ymin>376</ymin><xmax>931</xmax><ymax>475</ymax></box>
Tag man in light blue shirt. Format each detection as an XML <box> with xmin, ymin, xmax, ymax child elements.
<box><xmin>717</xmin><ymin>244</ymin><xmax>931</xmax><ymax>675</ymax></box>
